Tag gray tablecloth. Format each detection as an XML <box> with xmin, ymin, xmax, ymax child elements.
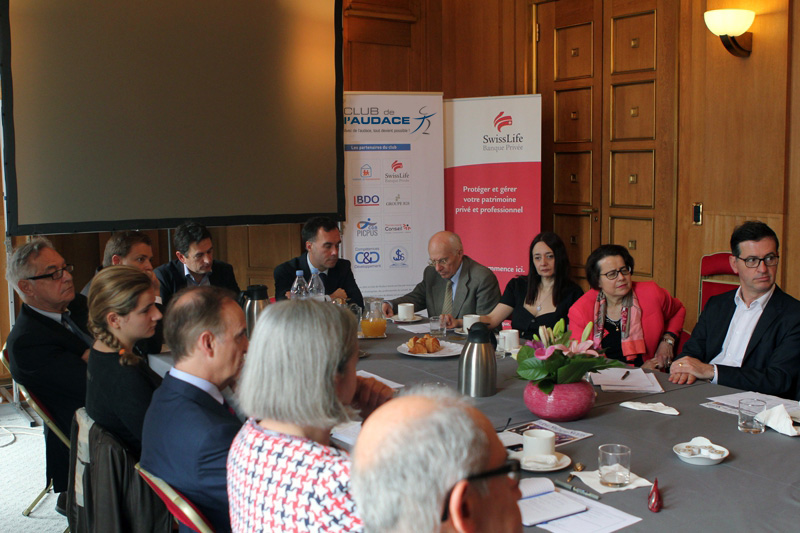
<box><xmin>361</xmin><ymin>323</ymin><xmax>800</xmax><ymax>532</ymax></box>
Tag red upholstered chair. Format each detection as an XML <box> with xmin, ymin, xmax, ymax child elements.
<box><xmin>699</xmin><ymin>252</ymin><xmax>739</xmax><ymax>314</ymax></box>
<box><xmin>135</xmin><ymin>463</ymin><xmax>216</xmax><ymax>533</ymax></box>
<box><xmin>1</xmin><ymin>348</ymin><xmax>71</xmax><ymax>518</ymax></box>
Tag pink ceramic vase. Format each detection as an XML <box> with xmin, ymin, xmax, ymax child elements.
<box><xmin>523</xmin><ymin>380</ymin><xmax>596</xmax><ymax>422</ymax></box>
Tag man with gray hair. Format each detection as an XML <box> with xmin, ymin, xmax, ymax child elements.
<box><xmin>141</xmin><ymin>286</ymin><xmax>247</xmax><ymax>533</ymax></box>
<box><xmin>5</xmin><ymin>237</ymin><xmax>93</xmax><ymax>513</ymax></box>
<box><xmin>351</xmin><ymin>388</ymin><xmax>522</xmax><ymax>533</ymax></box>
<box><xmin>383</xmin><ymin>231</ymin><xmax>500</xmax><ymax>328</ymax></box>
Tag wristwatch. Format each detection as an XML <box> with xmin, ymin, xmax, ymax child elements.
<box><xmin>662</xmin><ymin>335</ymin><xmax>675</xmax><ymax>347</ymax></box>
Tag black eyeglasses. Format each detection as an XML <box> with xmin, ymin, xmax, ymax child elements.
<box><xmin>441</xmin><ymin>458</ymin><xmax>521</xmax><ymax>521</ymax></box>
<box><xmin>26</xmin><ymin>264</ymin><xmax>74</xmax><ymax>281</ymax></box>
<box><xmin>600</xmin><ymin>265</ymin><xmax>632</xmax><ymax>280</ymax></box>
<box><xmin>736</xmin><ymin>254</ymin><xmax>779</xmax><ymax>268</ymax></box>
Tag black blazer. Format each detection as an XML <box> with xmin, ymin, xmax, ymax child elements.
<box><xmin>6</xmin><ymin>295</ymin><xmax>91</xmax><ymax>491</ymax></box>
<box><xmin>141</xmin><ymin>374</ymin><xmax>241</xmax><ymax>533</ymax></box>
<box><xmin>154</xmin><ymin>259</ymin><xmax>240</xmax><ymax>306</ymax></box>
<box><xmin>677</xmin><ymin>286</ymin><xmax>800</xmax><ymax>399</ymax></box>
<box><xmin>273</xmin><ymin>253</ymin><xmax>364</xmax><ymax>308</ymax></box>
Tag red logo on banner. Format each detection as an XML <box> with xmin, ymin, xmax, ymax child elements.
<box><xmin>493</xmin><ymin>112</ymin><xmax>512</xmax><ymax>132</ymax></box>
<box><xmin>391</xmin><ymin>160</ymin><xmax>403</xmax><ymax>171</ymax></box>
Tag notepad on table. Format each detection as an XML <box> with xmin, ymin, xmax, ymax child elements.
<box><xmin>517</xmin><ymin>478</ymin><xmax>588</xmax><ymax>526</ymax></box>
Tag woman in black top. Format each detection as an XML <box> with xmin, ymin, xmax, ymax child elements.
<box><xmin>85</xmin><ymin>266</ymin><xmax>162</xmax><ymax>457</ymax></box>
<box><xmin>480</xmin><ymin>232</ymin><xmax>583</xmax><ymax>339</ymax></box>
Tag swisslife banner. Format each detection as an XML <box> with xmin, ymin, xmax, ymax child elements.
<box><xmin>342</xmin><ymin>92</ymin><xmax>444</xmax><ymax>300</ymax></box>
<box><xmin>444</xmin><ymin>95</ymin><xmax>541</xmax><ymax>291</ymax></box>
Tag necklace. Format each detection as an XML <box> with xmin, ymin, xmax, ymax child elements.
<box><xmin>605</xmin><ymin>315</ymin><xmax>621</xmax><ymax>332</ymax></box>
<box><xmin>536</xmin><ymin>286</ymin><xmax>553</xmax><ymax>312</ymax></box>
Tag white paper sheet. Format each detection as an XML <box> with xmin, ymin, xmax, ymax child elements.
<box><xmin>537</xmin><ymin>489</ymin><xmax>642</xmax><ymax>533</ymax></box>
<box><xmin>591</xmin><ymin>368</ymin><xmax>663</xmax><ymax>393</ymax></box>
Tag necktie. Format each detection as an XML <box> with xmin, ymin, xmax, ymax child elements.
<box><xmin>62</xmin><ymin>313</ymin><xmax>93</xmax><ymax>348</ymax></box>
<box><xmin>442</xmin><ymin>280</ymin><xmax>454</xmax><ymax>316</ymax></box>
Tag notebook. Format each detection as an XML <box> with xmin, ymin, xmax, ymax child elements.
<box><xmin>517</xmin><ymin>478</ymin><xmax>588</xmax><ymax>526</ymax></box>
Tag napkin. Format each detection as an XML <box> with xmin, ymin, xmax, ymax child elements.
<box><xmin>756</xmin><ymin>404</ymin><xmax>800</xmax><ymax>436</ymax></box>
<box><xmin>571</xmin><ymin>469</ymin><xmax>652</xmax><ymax>494</ymax></box>
<box><xmin>521</xmin><ymin>454</ymin><xmax>558</xmax><ymax>468</ymax></box>
<box><xmin>619</xmin><ymin>401</ymin><xmax>679</xmax><ymax>415</ymax></box>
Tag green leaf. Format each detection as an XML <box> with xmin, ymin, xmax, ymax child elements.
<box><xmin>516</xmin><ymin>345</ymin><xmax>536</xmax><ymax>365</ymax></box>
<box><xmin>581</xmin><ymin>321</ymin><xmax>593</xmax><ymax>342</ymax></box>
<box><xmin>516</xmin><ymin>357</ymin><xmax>551</xmax><ymax>382</ymax></box>
<box><xmin>537</xmin><ymin>379</ymin><xmax>555</xmax><ymax>395</ymax></box>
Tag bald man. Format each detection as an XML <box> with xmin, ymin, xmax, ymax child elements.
<box><xmin>351</xmin><ymin>388</ymin><xmax>522</xmax><ymax>533</ymax></box>
<box><xmin>383</xmin><ymin>231</ymin><xmax>500</xmax><ymax>327</ymax></box>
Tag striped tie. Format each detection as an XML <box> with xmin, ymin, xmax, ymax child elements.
<box><xmin>442</xmin><ymin>280</ymin><xmax>454</xmax><ymax>316</ymax></box>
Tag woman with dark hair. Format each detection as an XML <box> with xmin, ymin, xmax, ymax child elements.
<box><xmin>85</xmin><ymin>266</ymin><xmax>163</xmax><ymax>456</ymax></box>
<box><xmin>568</xmin><ymin>245</ymin><xmax>685</xmax><ymax>368</ymax></box>
<box><xmin>479</xmin><ymin>232</ymin><xmax>583</xmax><ymax>339</ymax></box>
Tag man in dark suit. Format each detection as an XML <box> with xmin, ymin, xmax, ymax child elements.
<box><xmin>383</xmin><ymin>231</ymin><xmax>500</xmax><ymax>328</ymax></box>
<box><xmin>155</xmin><ymin>221</ymin><xmax>240</xmax><ymax>307</ymax></box>
<box><xmin>5</xmin><ymin>237</ymin><xmax>93</xmax><ymax>512</ymax></box>
<box><xmin>672</xmin><ymin>221</ymin><xmax>800</xmax><ymax>399</ymax></box>
<box><xmin>274</xmin><ymin>216</ymin><xmax>364</xmax><ymax>307</ymax></box>
<box><xmin>141</xmin><ymin>286</ymin><xmax>247</xmax><ymax>533</ymax></box>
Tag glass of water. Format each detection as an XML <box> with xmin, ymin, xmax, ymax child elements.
<box><xmin>598</xmin><ymin>444</ymin><xmax>631</xmax><ymax>487</ymax></box>
<box><xmin>430</xmin><ymin>315</ymin><xmax>444</xmax><ymax>337</ymax></box>
<box><xmin>738</xmin><ymin>399</ymin><xmax>766</xmax><ymax>434</ymax></box>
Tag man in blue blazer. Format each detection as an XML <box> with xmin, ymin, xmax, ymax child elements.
<box><xmin>155</xmin><ymin>221</ymin><xmax>241</xmax><ymax>306</ymax></box>
<box><xmin>672</xmin><ymin>221</ymin><xmax>800</xmax><ymax>399</ymax></box>
<box><xmin>141</xmin><ymin>287</ymin><xmax>247</xmax><ymax>532</ymax></box>
<box><xmin>274</xmin><ymin>216</ymin><xmax>364</xmax><ymax>307</ymax></box>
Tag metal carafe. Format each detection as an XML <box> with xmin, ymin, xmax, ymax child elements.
<box><xmin>242</xmin><ymin>284</ymin><xmax>269</xmax><ymax>337</ymax></box>
<box><xmin>458</xmin><ymin>322</ymin><xmax>497</xmax><ymax>397</ymax></box>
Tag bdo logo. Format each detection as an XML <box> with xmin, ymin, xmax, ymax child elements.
<box><xmin>354</xmin><ymin>195</ymin><xmax>380</xmax><ymax>206</ymax></box>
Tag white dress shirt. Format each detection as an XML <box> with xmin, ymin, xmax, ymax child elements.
<box><xmin>709</xmin><ymin>284</ymin><xmax>775</xmax><ymax>383</ymax></box>
<box><xmin>168</xmin><ymin>367</ymin><xmax>224</xmax><ymax>404</ymax></box>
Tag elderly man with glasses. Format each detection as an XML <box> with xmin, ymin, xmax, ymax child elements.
<box><xmin>671</xmin><ymin>221</ymin><xmax>800</xmax><ymax>399</ymax></box>
<box><xmin>5</xmin><ymin>237</ymin><xmax>93</xmax><ymax>514</ymax></box>
<box><xmin>351</xmin><ymin>387</ymin><xmax>522</xmax><ymax>533</ymax></box>
<box><xmin>382</xmin><ymin>231</ymin><xmax>500</xmax><ymax>328</ymax></box>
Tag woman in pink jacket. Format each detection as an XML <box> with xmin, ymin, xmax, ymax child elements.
<box><xmin>568</xmin><ymin>245</ymin><xmax>685</xmax><ymax>369</ymax></box>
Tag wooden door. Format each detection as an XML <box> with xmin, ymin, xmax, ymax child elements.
<box><xmin>537</xmin><ymin>0</ymin><xmax>678</xmax><ymax>291</ymax></box>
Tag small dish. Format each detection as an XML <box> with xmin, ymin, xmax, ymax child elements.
<box><xmin>509</xmin><ymin>450</ymin><xmax>572</xmax><ymax>472</ymax></box>
<box><xmin>454</xmin><ymin>328</ymin><xmax>467</xmax><ymax>336</ymax></box>
<box><xmin>392</xmin><ymin>314</ymin><xmax>425</xmax><ymax>324</ymax></box>
<box><xmin>673</xmin><ymin>436</ymin><xmax>729</xmax><ymax>466</ymax></box>
<box><xmin>397</xmin><ymin>341</ymin><xmax>463</xmax><ymax>358</ymax></box>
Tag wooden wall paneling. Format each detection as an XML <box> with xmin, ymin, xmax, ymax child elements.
<box><xmin>539</xmin><ymin>0</ymin><xmax>604</xmax><ymax>277</ymax></box>
<box><xmin>676</xmin><ymin>0</ymin><xmax>789</xmax><ymax>328</ymax></box>
<box><xmin>602</xmin><ymin>0</ymin><xmax>677</xmax><ymax>295</ymax></box>
<box><xmin>785</xmin><ymin>0</ymin><xmax>800</xmax><ymax>299</ymax></box>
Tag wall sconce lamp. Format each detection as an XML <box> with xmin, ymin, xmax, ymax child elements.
<box><xmin>704</xmin><ymin>9</ymin><xmax>755</xmax><ymax>58</ymax></box>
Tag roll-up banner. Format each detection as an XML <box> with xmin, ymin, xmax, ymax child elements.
<box><xmin>342</xmin><ymin>92</ymin><xmax>445</xmax><ymax>300</ymax></box>
<box><xmin>444</xmin><ymin>95</ymin><xmax>542</xmax><ymax>291</ymax></box>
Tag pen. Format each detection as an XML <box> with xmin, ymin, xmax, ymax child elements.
<box><xmin>620</xmin><ymin>370</ymin><xmax>630</xmax><ymax>381</ymax></box>
<box><xmin>554</xmin><ymin>479</ymin><xmax>600</xmax><ymax>500</ymax></box>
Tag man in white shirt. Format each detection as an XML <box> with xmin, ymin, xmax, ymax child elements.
<box><xmin>671</xmin><ymin>221</ymin><xmax>800</xmax><ymax>399</ymax></box>
<box><xmin>351</xmin><ymin>387</ymin><xmax>522</xmax><ymax>533</ymax></box>
<box><xmin>141</xmin><ymin>286</ymin><xmax>247</xmax><ymax>533</ymax></box>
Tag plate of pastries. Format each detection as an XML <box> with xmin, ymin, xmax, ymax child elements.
<box><xmin>397</xmin><ymin>335</ymin><xmax>463</xmax><ymax>358</ymax></box>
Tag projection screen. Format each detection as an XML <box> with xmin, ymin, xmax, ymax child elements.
<box><xmin>1</xmin><ymin>0</ymin><xmax>344</xmax><ymax>235</ymax></box>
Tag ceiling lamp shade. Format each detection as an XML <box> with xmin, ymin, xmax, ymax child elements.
<box><xmin>704</xmin><ymin>9</ymin><xmax>755</xmax><ymax>58</ymax></box>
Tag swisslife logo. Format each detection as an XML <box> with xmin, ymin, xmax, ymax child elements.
<box><xmin>384</xmin><ymin>159</ymin><xmax>410</xmax><ymax>183</ymax></box>
<box><xmin>483</xmin><ymin>110</ymin><xmax>523</xmax><ymax>151</ymax></box>
<box><xmin>391</xmin><ymin>160</ymin><xmax>403</xmax><ymax>171</ymax></box>
<box><xmin>493</xmin><ymin>111</ymin><xmax>512</xmax><ymax>131</ymax></box>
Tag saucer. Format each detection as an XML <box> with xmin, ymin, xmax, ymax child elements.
<box><xmin>673</xmin><ymin>437</ymin><xmax>729</xmax><ymax>466</ymax></box>
<box><xmin>510</xmin><ymin>450</ymin><xmax>571</xmax><ymax>472</ymax></box>
<box><xmin>358</xmin><ymin>333</ymin><xmax>387</xmax><ymax>339</ymax></box>
<box><xmin>454</xmin><ymin>328</ymin><xmax>468</xmax><ymax>336</ymax></box>
<box><xmin>392</xmin><ymin>315</ymin><xmax>425</xmax><ymax>324</ymax></box>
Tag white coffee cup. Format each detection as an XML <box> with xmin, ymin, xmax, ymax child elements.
<box><xmin>500</xmin><ymin>329</ymin><xmax>520</xmax><ymax>351</ymax></box>
<box><xmin>523</xmin><ymin>429</ymin><xmax>556</xmax><ymax>457</ymax></box>
<box><xmin>462</xmin><ymin>314</ymin><xmax>480</xmax><ymax>332</ymax></box>
<box><xmin>398</xmin><ymin>303</ymin><xmax>415</xmax><ymax>321</ymax></box>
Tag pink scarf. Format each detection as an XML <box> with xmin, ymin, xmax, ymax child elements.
<box><xmin>592</xmin><ymin>289</ymin><xmax>646</xmax><ymax>362</ymax></box>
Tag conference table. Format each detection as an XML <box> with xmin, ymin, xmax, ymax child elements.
<box><xmin>356</xmin><ymin>322</ymin><xmax>800</xmax><ymax>532</ymax></box>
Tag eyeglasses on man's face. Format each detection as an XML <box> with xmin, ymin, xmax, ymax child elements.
<box><xmin>736</xmin><ymin>254</ymin><xmax>779</xmax><ymax>268</ymax></box>
<box><xmin>600</xmin><ymin>265</ymin><xmax>632</xmax><ymax>280</ymax></box>
<box><xmin>26</xmin><ymin>264</ymin><xmax>74</xmax><ymax>281</ymax></box>
<box><xmin>441</xmin><ymin>458</ymin><xmax>521</xmax><ymax>521</ymax></box>
<box><xmin>428</xmin><ymin>257</ymin><xmax>449</xmax><ymax>267</ymax></box>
